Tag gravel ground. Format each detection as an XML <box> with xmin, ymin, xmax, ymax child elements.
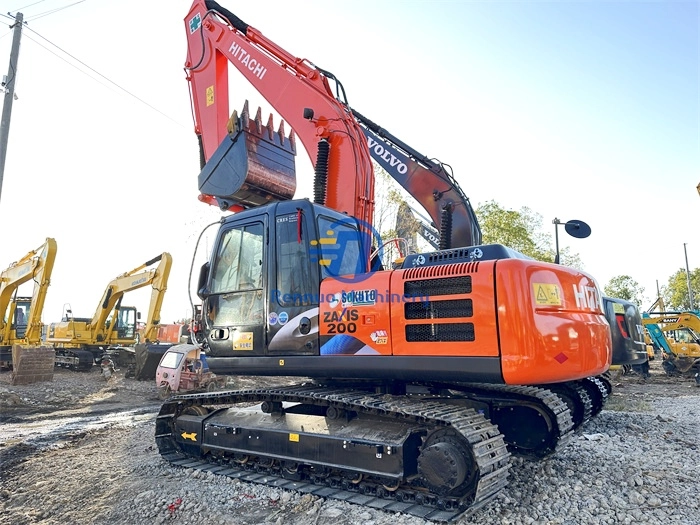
<box><xmin>0</xmin><ymin>358</ymin><xmax>698</xmax><ymax>525</ymax></box>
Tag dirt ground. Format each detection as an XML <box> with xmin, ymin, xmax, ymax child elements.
<box><xmin>0</xmin><ymin>357</ymin><xmax>697</xmax><ymax>525</ymax></box>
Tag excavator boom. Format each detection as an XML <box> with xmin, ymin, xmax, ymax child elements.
<box><xmin>46</xmin><ymin>252</ymin><xmax>172</xmax><ymax>372</ymax></box>
<box><xmin>186</xmin><ymin>0</ymin><xmax>374</xmax><ymax>230</ymax></box>
<box><xmin>353</xmin><ymin>109</ymin><xmax>482</xmax><ymax>249</ymax></box>
<box><xmin>188</xmin><ymin>0</ymin><xmax>481</xmax><ymax>253</ymax></box>
<box><xmin>0</xmin><ymin>238</ymin><xmax>57</xmax><ymax>348</ymax></box>
<box><xmin>88</xmin><ymin>253</ymin><xmax>173</xmax><ymax>343</ymax></box>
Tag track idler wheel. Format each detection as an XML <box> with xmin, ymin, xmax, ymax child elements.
<box><xmin>491</xmin><ymin>401</ymin><xmax>560</xmax><ymax>457</ymax></box>
<box><xmin>417</xmin><ymin>428</ymin><xmax>476</xmax><ymax>497</ymax></box>
<box><xmin>547</xmin><ymin>383</ymin><xmax>592</xmax><ymax>430</ymax></box>
<box><xmin>577</xmin><ymin>377</ymin><xmax>609</xmax><ymax>417</ymax></box>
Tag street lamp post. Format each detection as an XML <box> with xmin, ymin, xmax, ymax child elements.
<box><xmin>553</xmin><ymin>218</ymin><xmax>591</xmax><ymax>264</ymax></box>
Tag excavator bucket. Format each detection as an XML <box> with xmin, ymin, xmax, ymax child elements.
<box><xmin>198</xmin><ymin>101</ymin><xmax>297</xmax><ymax>211</ymax></box>
<box><xmin>133</xmin><ymin>343</ymin><xmax>172</xmax><ymax>380</ymax></box>
<box><xmin>10</xmin><ymin>346</ymin><xmax>55</xmax><ymax>385</ymax></box>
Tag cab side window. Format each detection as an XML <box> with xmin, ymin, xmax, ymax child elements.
<box><xmin>276</xmin><ymin>213</ymin><xmax>314</xmax><ymax>306</ymax></box>
<box><xmin>212</xmin><ymin>223</ymin><xmax>264</xmax><ymax>294</ymax></box>
<box><xmin>208</xmin><ymin>222</ymin><xmax>265</xmax><ymax>326</ymax></box>
<box><xmin>317</xmin><ymin>216</ymin><xmax>364</xmax><ymax>279</ymax></box>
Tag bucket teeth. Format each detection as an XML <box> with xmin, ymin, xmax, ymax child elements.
<box><xmin>278</xmin><ymin>120</ymin><xmax>296</xmax><ymax>153</ymax></box>
<box><xmin>236</xmin><ymin>100</ymin><xmax>295</xmax><ymax>154</ymax></box>
<box><xmin>254</xmin><ymin>106</ymin><xmax>263</xmax><ymax>135</ymax></box>
<box><xmin>199</xmin><ymin>99</ymin><xmax>297</xmax><ymax>209</ymax></box>
<box><xmin>240</xmin><ymin>100</ymin><xmax>250</xmax><ymax>130</ymax></box>
<box><xmin>266</xmin><ymin>113</ymin><xmax>274</xmax><ymax>140</ymax></box>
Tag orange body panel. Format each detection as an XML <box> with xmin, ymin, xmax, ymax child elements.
<box><xmin>496</xmin><ymin>259</ymin><xmax>612</xmax><ymax>384</ymax></box>
<box><xmin>391</xmin><ymin>263</ymin><xmax>500</xmax><ymax>357</ymax></box>
<box><xmin>319</xmin><ymin>258</ymin><xmax>611</xmax><ymax>385</ymax></box>
<box><xmin>320</xmin><ymin>272</ymin><xmax>394</xmax><ymax>356</ymax></box>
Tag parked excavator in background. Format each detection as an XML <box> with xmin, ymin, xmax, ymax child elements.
<box><xmin>46</xmin><ymin>253</ymin><xmax>173</xmax><ymax>377</ymax></box>
<box><xmin>155</xmin><ymin>2</ymin><xmax>613</xmax><ymax>519</ymax></box>
<box><xmin>0</xmin><ymin>238</ymin><xmax>57</xmax><ymax>371</ymax></box>
<box><xmin>642</xmin><ymin>310</ymin><xmax>700</xmax><ymax>384</ymax></box>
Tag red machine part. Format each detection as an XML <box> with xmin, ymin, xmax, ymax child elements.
<box><xmin>184</xmin><ymin>0</ymin><xmax>374</xmax><ymax>228</ymax></box>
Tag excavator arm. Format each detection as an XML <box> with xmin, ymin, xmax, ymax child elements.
<box><xmin>641</xmin><ymin>311</ymin><xmax>700</xmax><ymax>355</ymax></box>
<box><xmin>353</xmin><ymin>109</ymin><xmax>482</xmax><ymax>248</ymax></box>
<box><xmin>187</xmin><ymin>0</ymin><xmax>481</xmax><ymax>252</ymax></box>
<box><xmin>185</xmin><ymin>0</ymin><xmax>374</xmax><ymax>227</ymax></box>
<box><xmin>643</xmin><ymin>312</ymin><xmax>700</xmax><ymax>337</ymax></box>
<box><xmin>88</xmin><ymin>253</ymin><xmax>172</xmax><ymax>342</ymax></box>
<box><xmin>0</xmin><ymin>238</ymin><xmax>57</xmax><ymax>344</ymax></box>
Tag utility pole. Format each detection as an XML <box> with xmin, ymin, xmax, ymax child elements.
<box><xmin>684</xmin><ymin>243</ymin><xmax>694</xmax><ymax>310</ymax></box>
<box><xmin>0</xmin><ymin>11</ymin><xmax>24</xmax><ymax>207</ymax></box>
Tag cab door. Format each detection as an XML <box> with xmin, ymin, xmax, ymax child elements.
<box><xmin>265</xmin><ymin>207</ymin><xmax>320</xmax><ymax>356</ymax></box>
<box><xmin>205</xmin><ymin>218</ymin><xmax>267</xmax><ymax>357</ymax></box>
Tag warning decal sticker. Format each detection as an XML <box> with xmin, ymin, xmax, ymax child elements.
<box><xmin>232</xmin><ymin>331</ymin><xmax>253</xmax><ymax>350</ymax></box>
<box><xmin>533</xmin><ymin>283</ymin><xmax>562</xmax><ymax>306</ymax></box>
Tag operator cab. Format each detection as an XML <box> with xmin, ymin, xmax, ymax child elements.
<box><xmin>104</xmin><ymin>306</ymin><xmax>138</xmax><ymax>339</ymax></box>
<box><xmin>197</xmin><ymin>199</ymin><xmax>371</xmax><ymax>360</ymax></box>
<box><xmin>10</xmin><ymin>298</ymin><xmax>31</xmax><ymax>339</ymax></box>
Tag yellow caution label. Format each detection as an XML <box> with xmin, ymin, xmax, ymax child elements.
<box><xmin>533</xmin><ymin>283</ymin><xmax>562</xmax><ymax>305</ymax></box>
<box><xmin>289</xmin><ymin>433</ymin><xmax>299</xmax><ymax>442</ymax></box>
<box><xmin>232</xmin><ymin>332</ymin><xmax>254</xmax><ymax>351</ymax></box>
<box><xmin>612</xmin><ymin>303</ymin><xmax>625</xmax><ymax>314</ymax></box>
<box><xmin>181</xmin><ymin>432</ymin><xmax>197</xmax><ymax>441</ymax></box>
<box><xmin>206</xmin><ymin>86</ymin><xmax>214</xmax><ymax>106</ymax></box>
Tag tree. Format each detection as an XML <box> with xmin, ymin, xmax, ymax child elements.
<box><xmin>603</xmin><ymin>275</ymin><xmax>645</xmax><ymax>306</ymax></box>
<box><xmin>372</xmin><ymin>168</ymin><xmax>409</xmax><ymax>267</ymax></box>
<box><xmin>661</xmin><ymin>268</ymin><xmax>700</xmax><ymax>310</ymax></box>
<box><xmin>475</xmin><ymin>200</ymin><xmax>584</xmax><ymax>268</ymax></box>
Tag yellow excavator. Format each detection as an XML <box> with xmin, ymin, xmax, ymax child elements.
<box><xmin>642</xmin><ymin>308</ymin><xmax>700</xmax><ymax>384</ymax></box>
<box><xmin>46</xmin><ymin>253</ymin><xmax>172</xmax><ymax>375</ymax></box>
<box><xmin>0</xmin><ymin>238</ymin><xmax>57</xmax><ymax>373</ymax></box>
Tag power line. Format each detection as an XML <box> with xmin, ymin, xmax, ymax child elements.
<box><xmin>23</xmin><ymin>25</ymin><xmax>186</xmax><ymax>127</ymax></box>
<box><xmin>26</xmin><ymin>0</ymin><xmax>88</xmax><ymax>22</ymax></box>
<box><xmin>23</xmin><ymin>32</ymin><xmax>120</xmax><ymax>94</ymax></box>
<box><xmin>9</xmin><ymin>0</ymin><xmax>48</xmax><ymax>12</ymax></box>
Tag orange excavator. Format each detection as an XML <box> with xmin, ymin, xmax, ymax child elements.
<box><xmin>156</xmin><ymin>2</ymin><xmax>612</xmax><ymax>519</ymax></box>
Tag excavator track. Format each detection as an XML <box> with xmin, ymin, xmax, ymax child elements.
<box><xmin>54</xmin><ymin>349</ymin><xmax>94</xmax><ymax>371</ymax></box>
<box><xmin>439</xmin><ymin>383</ymin><xmax>575</xmax><ymax>459</ymax></box>
<box><xmin>539</xmin><ymin>382</ymin><xmax>593</xmax><ymax>431</ymax></box>
<box><xmin>577</xmin><ymin>376</ymin><xmax>611</xmax><ymax>417</ymax></box>
<box><xmin>156</xmin><ymin>384</ymin><xmax>512</xmax><ymax>521</ymax></box>
<box><xmin>535</xmin><ymin>375</ymin><xmax>611</xmax><ymax>433</ymax></box>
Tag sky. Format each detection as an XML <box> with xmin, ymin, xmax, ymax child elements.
<box><xmin>0</xmin><ymin>0</ymin><xmax>697</xmax><ymax>323</ymax></box>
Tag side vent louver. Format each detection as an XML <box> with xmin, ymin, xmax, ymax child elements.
<box><xmin>402</xmin><ymin>266</ymin><xmax>476</xmax><ymax>344</ymax></box>
<box><xmin>403</xmin><ymin>262</ymin><xmax>479</xmax><ymax>280</ymax></box>
<box><xmin>404</xmin><ymin>299</ymin><xmax>473</xmax><ymax>320</ymax></box>
<box><xmin>406</xmin><ymin>323</ymin><xmax>475</xmax><ymax>342</ymax></box>
<box><xmin>405</xmin><ymin>276</ymin><xmax>472</xmax><ymax>298</ymax></box>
